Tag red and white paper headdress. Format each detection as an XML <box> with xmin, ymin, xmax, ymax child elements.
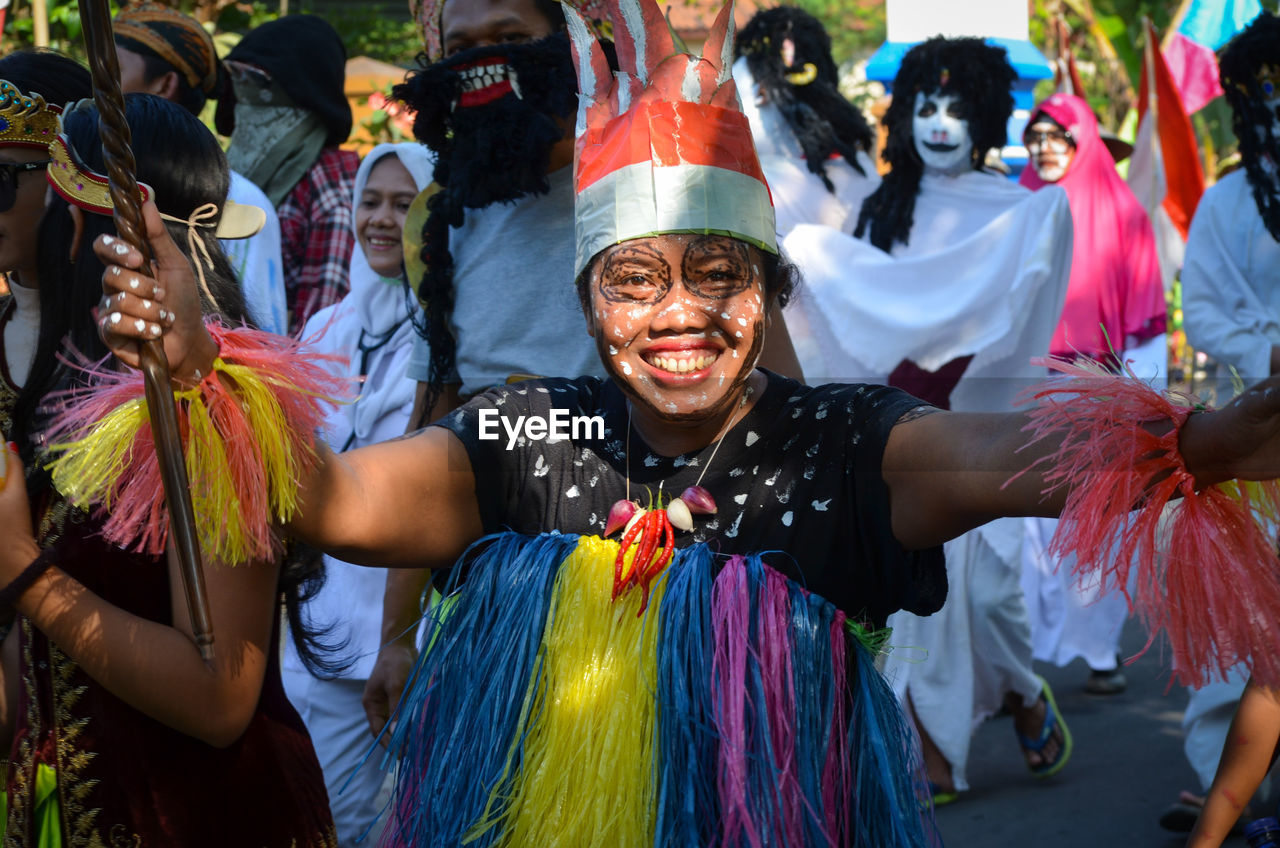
<box><xmin>565</xmin><ymin>0</ymin><xmax>776</xmax><ymax>277</ymax></box>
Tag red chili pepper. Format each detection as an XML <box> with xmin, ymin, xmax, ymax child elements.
<box><xmin>657</xmin><ymin>510</ymin><xmax>675</xmax><ymax>573</ymax></box>
<box><xmin>636</xmin><ymin>512</ymin><xmax>679</xmax><ymax>617</ymax></box>
<box><xmin>629</xmin><ymin>511</ymin><xmax>661</xmax><ymax>593</ymax></box>
<box><xmin>639</xmin><ymin>510</ymin><xmax>674</xmax><ymax>586</ymax></box>
<box><xmin>613</xmin><ymin>513</ymin><xmax>647</xmax><ymax>600</ymax></box>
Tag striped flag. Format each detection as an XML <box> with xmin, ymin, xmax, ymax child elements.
<box><xmin>1163</xmin><ymin>0</ymin><xmax>1262</xmax><ymax>114</ymax></box>
<box><xmin>1127</xmin><ymin>19</ymin><xmax>1205</xmax><ymax>288</ymax></box>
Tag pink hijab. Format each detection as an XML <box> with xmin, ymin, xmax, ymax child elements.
<box><xmin>1020</xmin><ymin>93</ymin><xmax>1166</xmax><ymax>362</ymax></box>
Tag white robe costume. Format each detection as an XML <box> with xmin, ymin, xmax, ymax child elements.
<box><xmin>783</xmin><ymin>169</ymin><xmax>1074</xmax><ymax>791</ymax></box>
<box><xmin>731</xmin><ymin>57</ymin><xmax>879</xmax><ymax>238</ymax></box>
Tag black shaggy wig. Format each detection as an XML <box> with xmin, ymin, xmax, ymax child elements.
<box><xmin>854</xmin><ymin>37</ymin><xmax>1015</xmax><ymax>252</ymax></box>
<box><xmin>392</xmin><ymin>33</ymin><xmax>577</xmax><ymax>415</ymax></box>
<box><xmin>1219</xmin><ymin>12</ymin><xmax>1280</xmax><ymax>242</ymax></box>
<box><xmin>736</xmin><ymin>6</ymin><xmax>874</xmax><ymax>190</ymax></box>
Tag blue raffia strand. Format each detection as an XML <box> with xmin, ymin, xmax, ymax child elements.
<box><xmin>789</xmin><ymin>583</ymin><xmax>840</xmax><ymax>845</ymax></box>
<box><xmin>847</xmin><ymin>629</ymin><xmax>941</xmax><ymax>847</ymax></box>
<box><xmin>653</xmin><ymin>543</ymin><xmax>719</xmax><ymax>845</ymax></box>
<box><xmin>384</xmin><ymin>532</ymin><xmax>575</xmax><ymax>848</ymax></box>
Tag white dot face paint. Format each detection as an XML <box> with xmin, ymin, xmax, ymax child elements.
<box><xmin>912</xmin><ymin>91</ymin><xmax>974</xmax><ymax>175</ymax></box>
<box><xmin>588</xmin><ymin>233</ymin><xmax>768</xmax><ymax>425</ymax></box>
<box><xmin>1025</xmin><ymin>119</ymin><xmax>1075</xmax><ymax>183</ymax></box>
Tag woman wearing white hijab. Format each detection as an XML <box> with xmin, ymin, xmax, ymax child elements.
<box><xmin>282</xmin><ymin>141</ymin><xmax>434</xmax><ymax>847</ymax></box>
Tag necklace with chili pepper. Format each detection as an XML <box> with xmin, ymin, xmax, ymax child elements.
<box><xmin>606</xmin><ymin>386</ymin><xmax>754</xmax><ymax>613</ymax></box>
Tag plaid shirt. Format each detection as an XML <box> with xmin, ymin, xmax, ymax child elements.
<box><xmin>277</xmin><ymin>147</ymin><xmax>360</xmax><ymax>332</ymax></box>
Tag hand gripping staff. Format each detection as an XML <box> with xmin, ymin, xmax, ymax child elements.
<box><xmin>77</xmin><ymin>0</ymin><xmax>215</xmax><ymax>662</ymax></box>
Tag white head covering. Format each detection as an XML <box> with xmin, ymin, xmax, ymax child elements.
<box><xmin>304</xmin><ymin>141</ymin><xmax>435</xmax><ymax>450</ymax></box>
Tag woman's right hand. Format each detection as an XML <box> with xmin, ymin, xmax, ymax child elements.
<box><xmin>91</xmin><ymin>198</ymin><xmax>218</xmax><ymax>384</ymax></box>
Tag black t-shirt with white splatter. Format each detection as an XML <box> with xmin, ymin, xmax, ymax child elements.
<box><xmin>436</xmin><ymin>370</ymin><xmax>946</xmax><ymax>626</ymax></box>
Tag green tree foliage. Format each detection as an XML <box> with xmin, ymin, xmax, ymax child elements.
<box><xmin>1</xmin><ymin>1</ymin><xmax>420</xmax><ymax>68</ymax></box>
<box><xmin>790</xmin><ymin>0</ymin><xmax>887</xmax><ymax>64</ymax></box>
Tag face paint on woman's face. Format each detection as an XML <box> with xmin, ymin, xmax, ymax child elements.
<box><xmin>588</xmin><ymin>234</ymin><xmax>767</xmax><ymax>422</ymax></box>
<box><xmin>912</xmin><ymin>91</ymin><xmax>974</xmax><ymax>175</ymax></box>
<box><xmin>1025</xmin><ymin>119</ymin><xmax>1076</xmax><ymax>182</ymax></box>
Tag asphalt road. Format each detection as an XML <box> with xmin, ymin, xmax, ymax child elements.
<box><xmin>933</xmin><ymin>621</ymin><xmax>1265</xmax><ymax>847</ymax></box>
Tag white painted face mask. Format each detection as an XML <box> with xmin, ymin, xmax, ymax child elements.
<box><xmin>912</xmin><ymin>91</ymin><xmax>974</xmax><ymax>175</ymax></box>
<box><xmin>1025</xmin><ymin>120</ymin><xmax>1074</xmax><ymax>183</ymax></box>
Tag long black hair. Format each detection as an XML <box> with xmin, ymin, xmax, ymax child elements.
<box><xmin>854</xmin><ymin>37</ymin><xmax>1015</xmax><ymax>252</ymax></box>
<box><xmin>12</xmin><ymin>93</ymin><xmax>345</xmax><ymax>677</ymax></box>
<box><xmin>16</xmin><ymin>94</ymin><xmax>248</xmax><ymax>476</ymax></box>
<box><xmin>0</xmin><ymin>49</ymin><xmax>92</xmax><ymax>108</ymax></box>
<box><xmin>736</xmin><ymin>6</ymin><xmax>873</xmax><ymax>188</ymax></box>
<box><xmin>1219</xmin><ymin>13</ymin><xmax>1280</xmax><ymax>241</ymax></box>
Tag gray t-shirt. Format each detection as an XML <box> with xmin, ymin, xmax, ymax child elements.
<box><xmin>407</xmin><ymin>166</ymin><xmax>606</xmax><ymax>396</ymax></box>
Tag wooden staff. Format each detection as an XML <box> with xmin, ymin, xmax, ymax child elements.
<box><xmin>77</xmin><ymin>0</ymin><xmax>215</xmax><ymax>662</ymax></box>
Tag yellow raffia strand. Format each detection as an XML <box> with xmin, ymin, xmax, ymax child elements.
<box><xmin>48</xmin><ymin>397</ymin><xmax>148</xmax><ymax>508</ymax></box>
<box><xmin>181</xmin><ymin>384</ymin><xmax>251</xmax><ymax>565</ymax></box>
<box><xmin>480</xmin><ymin>535</ymin><xmax>662</xmax><ymax>847</ymax></box>
<box><xmin>46</xmin><ymin>355</ymin><xmax>320</xmax><ymax>565</ymax></box>
<box><xmin>213</xmin><ymin>359</ymin><xmax>315</xmax><ymax>524</ymax></box>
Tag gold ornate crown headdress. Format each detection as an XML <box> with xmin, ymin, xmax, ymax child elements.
<box><xmin>0</xmin><ymin>80</ymin><xmax>61</xmax><ymax>150</ymax></box>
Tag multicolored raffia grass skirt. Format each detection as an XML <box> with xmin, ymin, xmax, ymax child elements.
<box><xmin>385</xmin><ymin>532</ymin><xmax>940</xmax><ymax>847</ymax></box>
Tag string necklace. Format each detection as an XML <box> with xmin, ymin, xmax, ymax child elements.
<box><xmin>609</xmin><ymin>384</ymin><xmax>754</xmax><ymax>611</ymax></box>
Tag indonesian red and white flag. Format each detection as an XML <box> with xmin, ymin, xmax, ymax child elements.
<box><xmin>1127</xmin><ymin>19</ymin><xmax>1205</xmax><ymax>289</ymax></box>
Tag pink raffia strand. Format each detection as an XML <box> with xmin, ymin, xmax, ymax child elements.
<box><xmin>710</xmin><ymin>556</ymin><xmax>759</xmax><ymax>848</ymax></box>
<box><xmin>1017</xmin><ymin>357</ymin><xmax>1280</xmax><ymax>689</ymax></box>
<box><xmin>758</xmin><ymin>568</ymin><xmax>803</xmax><ymax>847</ymax></box>
<box><xmin>824</xmin><ymin>608</ymin><xmax>851</xmax><ymax>844</ymax></box>
<box><xmin>43</xmin><ymin>321</ymin><xmax>350</xmax><ymax>563</ymax></box>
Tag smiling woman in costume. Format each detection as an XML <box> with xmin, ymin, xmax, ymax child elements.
<box><xmin>10</xmin><ymin>2</ymin><xmax>1280</xmax><ymax>847</ymax></box>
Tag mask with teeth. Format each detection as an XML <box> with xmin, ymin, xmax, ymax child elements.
<box><xmin>393</xmin><ymin>33</ymin><xmax>578</xmax><ymax>209</ymax></box>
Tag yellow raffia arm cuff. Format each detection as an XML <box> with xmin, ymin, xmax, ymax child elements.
<box><xmin>42</xmin><ymin>321</ymin><xmax>350</xmax><ymax>565</ymax></box>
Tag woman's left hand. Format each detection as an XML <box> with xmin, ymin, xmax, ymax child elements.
<box><xmin>91</xmin><ymin>199</ymin><xmax>218</xmax><ymax>384</ymax></box>
<box><xmin>0</xmin><ymin>443</ymin><xmax>40</xmax><ymax>584</ymax></box>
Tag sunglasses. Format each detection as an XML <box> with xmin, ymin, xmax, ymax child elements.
<box><xmin>1023</xmin><ymin>128</ymin><xmax>1074</xmax><ymax>148</ymax></box>
<box><xmin>0</xmin><ymin>160</ymin><xmax>52</xmax><ymax>213</ymax></box>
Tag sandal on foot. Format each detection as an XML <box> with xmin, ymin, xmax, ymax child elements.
<box><xmin>927</xmin><ymin>781</ymin><xmax>959</xmax><ymax>807</ymax></box>
<box><xmin>1084</xmin><ymin>667</ymin><xmax>1126</xmax><ymax>695</ymax></box>
<box><xmin>1015</xmin><ymin>676</ymin><xmax>1074</xmax><ymax>778</ymax></box>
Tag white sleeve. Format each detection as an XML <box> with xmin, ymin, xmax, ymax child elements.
<box><xmin>223</xmin><ymin>172</ymin><xmax>289</xmax><ymax>335</ymax></box>
<box><xmin>1181</xmin><ymin>187</ymin><xmax>1277</xmax><ymax>381</ymax></box>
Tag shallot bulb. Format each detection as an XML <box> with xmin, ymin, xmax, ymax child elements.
<box><xmin>679</xmin><ymin>485</ymin><xmax>717</xmax><ymax>514</ymax></box>
<box><xmin>606</xmin><ymin>499</ymin><xmax>641</xmax><ymax>537</ymax></box>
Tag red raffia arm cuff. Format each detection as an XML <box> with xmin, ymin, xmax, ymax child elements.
<box><xmin>41</xmin><ymin>321</ymin><xmax>350</xmax><ymax>566</ymax></box>
<box><xmin>1018</xmin><ymin>357</ymin><xmax>1280</xmax><ymax>689</ymax></box>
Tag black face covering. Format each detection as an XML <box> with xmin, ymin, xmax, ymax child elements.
<box><xmin>394</xmin><ymin>33</ymin><xmax>577</xmax><ymax>213</ymax></box>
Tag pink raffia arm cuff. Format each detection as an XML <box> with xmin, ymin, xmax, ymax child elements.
<box><xmin>1018</xmin><ymin>357</ymin><xmax>1280</xmax><ymax>689</ymax></box>
<box><xmin>41</xmin><ymin>321</ymin><xmax>350</xmax><ymax>565</ymax></box>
